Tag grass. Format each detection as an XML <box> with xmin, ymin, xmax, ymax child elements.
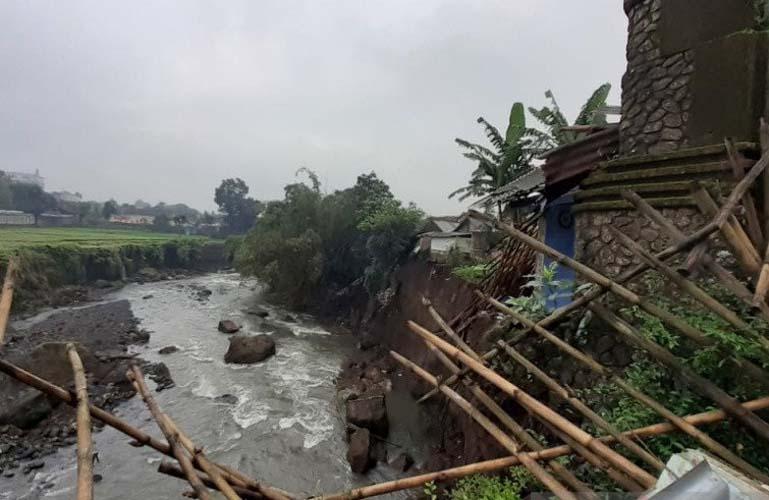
<box><xmin>0</xmin><ymin>227</ymin><xmax>205</xmax><ymax>256</ymax></box>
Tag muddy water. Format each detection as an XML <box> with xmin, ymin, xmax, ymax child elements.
<box><xmin>2</xmin><ymin>273</ymin><xmax>413</xmax><ymax>499</ymax></box>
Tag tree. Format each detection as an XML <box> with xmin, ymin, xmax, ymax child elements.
<box><xmin>102</xmin><ymin>199</ymin><xmax>118</xmax><ymax>220</ymax></box>
<box><xmin>153</xmin><ymin>213</ymin><xmax>171</xmax><ymax>231</ymax></box>
<box><xmin>528</xmin><ymin>83</ymin><xmax>611</xmax><ymax>152</ymax></box>
<box><xmin>450</xmin><ymin>102</ymin><xmax>534</xmax><ymax>215</ymax></box>
<box><xmin>214</xmin><ymin>178</ymin><xmax>261</xmax><ymax>234</ymax></box>
<box><xmin>9</xmin><ymin>183</ymin><xmax>56</xmax><ymax>216</ymax></box>
<box><xmin>0</xmin><ymin>172</ymin><xmax>12</xmax><ymax>210</ymax></box>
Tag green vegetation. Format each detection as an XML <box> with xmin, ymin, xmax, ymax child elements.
<box><xmin>528</xmin><ymin>83</ymin><xmax>611</xmax><ymax>152</ymax></box>
<box><xmin>451</xmin><ymin>102</ymin><xmax>535</xmax><ymax>215</ymax></box>
<box><xmin>0</xmin><ymin>227</ymin><xmax>210</xmax><ymax>310</ymax></box>
<box><xmin>451</xmin><ymin>262</ymin><xmax>492</xmax><ymax>285</ymax></box>
<box><xmin>579</xmin><ymin>277</ymin><xmax>769</xmax><ymax>477</ymax></box>
<box><xmin>234</xmin><ymin>171</ymin><xmax>423</xmax><ymax>309</ymax></box>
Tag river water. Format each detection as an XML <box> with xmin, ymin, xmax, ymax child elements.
<box><xmin>2</xmin><ymin>273</ymin><xmax>411</xmax><ymax>499</ymax></box>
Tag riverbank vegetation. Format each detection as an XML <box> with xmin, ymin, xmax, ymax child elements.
<box><xmin>0</xmin><ymin>227</ymin><xmax>213</xmax><ymax>310</ymax></box>
<box><xmin>233</xmin><ymin>170</ymin><xmax>423</xmax><ymax>310</ymax></box>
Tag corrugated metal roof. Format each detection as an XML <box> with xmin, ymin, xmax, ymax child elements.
<box><xmin>541</xmin><ymin>125</ymin><xmax>620</xmax><ymax>196</ymax></box>
<box><xmin>479</xmin><ymin>168</ymin><xmax>545</xmax><ymax>207</ymax></box>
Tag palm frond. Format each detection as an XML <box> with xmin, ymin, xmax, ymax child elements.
<box><xmin>476</xmin><ymin>117</ymin><xmax>506</xmax><ymax>153</ymax></box>
<box><xmin>575</xmin><ymin>83</ymin><xmax>611</xmax><ymax>126</ymax></box>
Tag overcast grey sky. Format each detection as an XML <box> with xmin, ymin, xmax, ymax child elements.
<box><xmin>0</xmin><ymin>1</ymin><xmax>627</xmax><ymax>214</ymax></box>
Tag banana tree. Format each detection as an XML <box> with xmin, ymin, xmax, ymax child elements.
<box><xmin>450</xmin><ymin>102</ymin><xmax>535</xmax><ymax>216</ymax></box>
<box><xmin>528</xmin><ymin>83</ymin><xmax>611</xmax><ymax>154</ymax></box>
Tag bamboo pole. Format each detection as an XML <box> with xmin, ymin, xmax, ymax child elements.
<box><xmin>158</xmin><ymin>462</ymin><xmax>262</xmax><ymax>500</ymax></box>
<box><xmin>390</xmin><ymin>350</ymin><xmax>578</xmax><ymax>500</ymax></box>
<box><xmin>0</xmin><ymin>257</ymin><xmax>18</xmax><ymax>346</ymax></box>
<box><xmin>67</xmin><ymin>343</ymin><xmax>94</xmax><ymax>500</ymax></box>
<box><xmin>761</xmin><ymin>119</ymin><xmax>769</xmax><ymax>246</ymax></box>
<box><xmin>484</xmin><ymin>294</ymin><xmax>769</xmax><ymax>484</ymax></box>
<box><xmin>128</xmin><ymin>366</ymin><xmax>212</xmax><ymax>500</ymax></box>
<box><xmin>608</xmin><ymin>225</ymin><xmax>769</xmax><ymax>355</ymax></box>
<box><xmin>754</xmin><ymin>244</ymin><xmax>769</xmax><ymax>308</ymax></box>
<box><xmin>419</xmin><ymin>207</ymin><xmax>736</xmax><ymax>404</ymax></box>
<box><xmin>690</xmin><ymin>183</ymin><xmax>762</xmax><ymax>275</ymax></box>
<box><xmin>0</xmin><ymin>359</ymin><xmax>291</xmax><ymax>499</ymax></box>
<box><xmin>316</xmin><ymin>396</ymin><xmax>769</xmax><ymax>499</ymax></box>
<box><xmin>423</xmin><ymin>297</ymin><xmax>483</xmax><ymax>362</ymax></box>
<box><xmin>620</xmin><ymin>189</ymin><xmax>769</xmax><ymax>320</ymax></box>
<box><xmin>493</xmin><ymin>218</ymin><xmax>769</xmax><ymax>388</ymax></box>
<box><xmin>407</xmin><ymin>320</ymin><xmax>658</xmax><ymax>489</ymax></box>
<box><xmin>497</xmin><ymin>341</ymin><xmax>665</xmax><ymax>472</ymax></box>
<box><xmin>589</xmin><ymin>302</ymin><xmax>769</xmax><ymax>445</ymax></box>
<box><xmin>163</xmin><ymin>417</ymin><xmax>242</xmax><ymax>500</ymax></box>
<box><xmin>418</xmin><ymin>334</ymin><xmax>596</xmax><ymax>495</ymax></box>
<box><xmin>725</xmin><ymin>138</ymin><xmax>764</xmax><ymax>249</ymax></box>
<box><xmin>424</xmin><ymin>301</ymin><xmax>642</xmax><ymax>491</ymax></box>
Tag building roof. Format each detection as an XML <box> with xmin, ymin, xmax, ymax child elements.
<box><xmin>541</xmin><ymin>124</ymin><xmax>620</xmax><ymax>198</ymax></box>
<box><xmin>481</xmin><ymin>167</ymin><xmax>545</xmax><ymax>207</ymax></box>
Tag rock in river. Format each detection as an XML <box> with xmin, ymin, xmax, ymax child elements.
<box><xmin>158</xmin><ymin>345</ymin><xmax>178</xmax><ymax>355</ymax></box>
<box><xmin>346</xmin><ymin>392</ymin><xmax>388</xmax><ymax>435</ymax></box>
<box><xmin>218</xmin><ymin>320</ymin><xmax>240</xmax><ymax>334</ymax></box>
<box><xmin>223</xmin><ymin>335</ymin><xmax>276</xmax><ymax>364</ymax></box>
<box><xmin>346</xmin><ymin>428</ymin><xmax>372</xmax><ymax>474</ymax></box>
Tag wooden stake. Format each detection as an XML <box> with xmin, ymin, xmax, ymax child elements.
<box><xmin>497</xmin><ymin>341</ymin><xmax>665</xmax><ymax>472</ymax></box>
<box><xmin>493</xmin><ymin>218</ymin><xmax>769</xmax><ymax>389</ymax></box>
<box><xmin>608</xmin><ymin>225</ymin><xmax>769</xmax><ymax>355</ymax></box>
<box><xmin>163</xmin><ymin>417</ymin><xmax>242</xmax><ymax>500</ymax></box>
<box><xmin>589</xmin><ymin>302</ymin><xmax>769</xmax><ymax>446</ymax></box>
<box><xmin>67</xmin><ymin>343</ymin><xmax>94</xmax><ymax>500</ymax></box>
<box><xmin>407</xmin><ymin>321</ymin><xmax>658</xmax><ymax>489</ymax></box>
<box><xmin>157</xmin><ymin>462</ymin><xmax>262</xmax><ymax>499</ymax></box>
<box><xmin>621</xmin><ymin>189</ymin><xmax>769</xmax><ymax>320</ymax></box>
<box><xmin>760</xmin><ymin>119</ymin><xmax>769</xmax><ymax>246</ymax></box>
<box><xmin>128</xmin><ymin>365</ymin><xmax>212</xmax><ymax>500</ymax></box>
<box><xmin>725</xmin><ymin>138</ymin><xmax>764</xmax><ymax>249</ymax></box>
<box><xmin>0</xmin><ymin>257</ymin><xmax>18</xmax><ymax>346</ymax></box>
<box><xmin>390</xmin><ymin>350</ymin><xmax>579</xmax><ymax>500</ymax></box>
<box><xmin>484</xmin><ymin>294</ymin><xmax>769</xmax><ymax>484</ymax></box>
<box><xmin>418</xmin><ymin>335</ymin><xmax>596</xmax><ymax>495</ymax></box>
<box><xmin>423</xmin><ymin>297</ymin><xmax>483</xmax><ymax>362</ymax></box>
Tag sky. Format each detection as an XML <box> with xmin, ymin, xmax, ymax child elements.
<box><xmin>0</xmin><ymin>1</ymin><xmax>628</xmax><ymax>215</ymax></box>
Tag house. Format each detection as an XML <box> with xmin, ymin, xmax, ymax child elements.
<box><xmin>421</xmin><ymin>215</ymin><xmax>461</xmax><ymax>233</ymax></box>
<box><xmin>486</xmin><ymin>167</ymin><xmax>545</xmax><ymax>224</ymax></box>
<box><xmin>417</xmin><ymin>211</ymin><xmax>498</xmax><ymax>262</ymax></box>
<box><xmin>4</xmin><ymin>169</ymin><xmax>44</xmax><ymax>188</ymax></box>
<box><xmin>0</xmin><ymin>210</ymin><xmax>34</xmax><ymax>226</ymax></box>
<box><xmin>110</xmin><ymin>214</ymin><xmax>155</xmax><ymax>225</ymax></box>
<box><xmin>38</xmin><ymin>210</ymin><xmax>78</xmax><ymax>227</ymax></box>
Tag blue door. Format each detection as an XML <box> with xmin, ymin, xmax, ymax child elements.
<box><xmin>543</xmin><ymin>194</ymin><xmax>576</xmax><ymax>310</ymax></box>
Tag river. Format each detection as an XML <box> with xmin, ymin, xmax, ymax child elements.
<box><xmin>2</xmin><ymin>273</ymin><xmax>412</xmax><ymax>499</ymax></box>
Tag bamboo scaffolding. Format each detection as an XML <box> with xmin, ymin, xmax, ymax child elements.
<box><xmin>315</xmin><ymin>396</ymin><xmax>769</xmax><ymax>500</ymax></box>
<box><xmin>423</xmin><ymin>297</ymin><xmax>482</xmax><ymax>362</ymax></box>
<box><xmin>417</xmin><ymin>328</ymin><xmax>596</xmax><ymax>494</ymax></box>
<box><xmin>589</xmin><ymin>302</ymin><xmax>769</xmax><ymax>444</ymax></box>
<box><xmin>424</xmin><ymin>301</ymin><xmax>643</xmax><ymax>491</ymax></box>
<box><xmin>497</xmin><ymin>341</ymin><xmax>665</xmax><ymax>472</ymax></box>
<box><xmin>158</xmin><ymin>462</ymin><xmax>263</xmax><ymax>499</ymax></box>
<box><xmin>483</xmin><ymin>294</ymin><xmax>769</xmax><ymax>483</ymax></box>
<box><xmin>407</xmin><ymin>320</ymin><xmax>658</xmax><ymax>489</ymax></box>
<box><xmin>690</xmin><ymin>183</ymin><xmax>762</xmax><ymax>275</ymax></box>
<box><xmin>163</xmin><ymin>416</ymin><xmax>242</xmax><ymax>500</ymax></box>
<box><xmin>493</xmin><ymin>218</ymin><xmax>769</xmax><ymax>388</ymax></box>
<box><xmin>608</xmin><ymin>225</ymin><xmax>769</xmax><ymax>355</ymax></box>
<box><xmin>724</xmin><ymin>138</ymin><xmax>764</xmax><ymax>249</ymax></box>
<box><xmin>67</xmin><ymin>343</ymin><xmax>94</xmax><ymax>500</ymax></box>
<box><xmin>128</xmin><ymin>365</ymin><xmax>212</xmax><ymax>500</ymax></box>
<box><xmin>620</xmin><ymin>189</ymin><xmax>769</xmax><ymax>319</ymax></box>
<box><xmin>761</xmin><ymin>119</ymin><xmax>769</xmax><ymax>247</ymax></box>
<box><xmin>0</xmin><ymin>257</ymin><xmax>18</xmax><ymax>346</ymax></box>
<box><xmin>0</xmin><ymin>358</ymin><xmax>291</xmax><ymax>499</ymax></box>
<box><xmin>390</xmin><ymin>350</ymin><xmax>578</xmax><ymax>500</ymax></box>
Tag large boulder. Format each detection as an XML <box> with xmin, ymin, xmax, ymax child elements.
<box><xmin>346</xmin><ymin>392</ymin><xmax>388</xmax><ymax>435</ymax></box>
<box><xmin>218</xmin><ymin>320</ymin><xmax>240</xmax><ymax>334</ymax></box>
<box><xmin>346</xmin><ymin>428</ymin><xmax>372</xmax><ymax>474</ymax></box>
<box><xmin>224</xmin><ymin>335</ymin><xmax>276</xmax><ymax>364</ymax></box>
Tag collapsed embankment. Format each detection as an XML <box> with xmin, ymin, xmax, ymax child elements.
<box><xmin>1</xmin><ymin>239</ymin><xmax>227</xmax><ymax>313</ymax></box>
<box><xmin>338</xmin><ymin>257</ymin><xmax>514</xmax><ymax>473</ymax></box>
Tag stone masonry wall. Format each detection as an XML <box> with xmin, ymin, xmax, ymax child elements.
<box><xmin>574</xmin><ymin>207</ymin><xmax>706</xmax><ymax>277</ymax></box>
<box><xmin>621</xmin><ymin>0</ymin><xmax>693</xmax><ymax>155</ymax></box>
